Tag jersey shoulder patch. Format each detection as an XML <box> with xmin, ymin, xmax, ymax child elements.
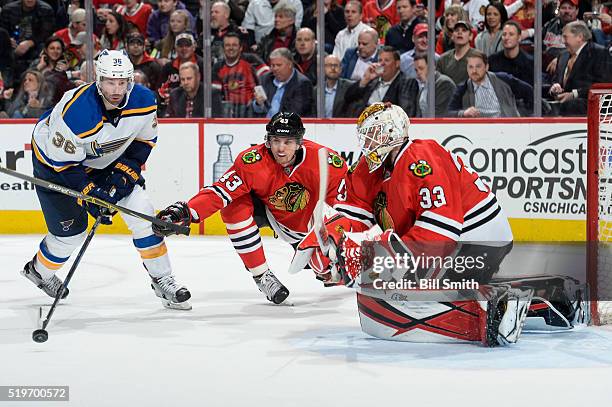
<box><xmin>237</xmin><ymin>143</ymin><xmax>266</xmax><ymax>166</ymax></box>
<box><xmin>327</xmin><ymin>151</ymin><xmax>345</xmax><ymax>169</ymax></box>
<box><xmin>409</xmin><ymin>159</ymin><xmax>433</xmax><ymax>178</ymax></box>
<box><xmin>241</xmin><ymin>148</ymin><xmax>263</xmax><ymax>164</ymax></box>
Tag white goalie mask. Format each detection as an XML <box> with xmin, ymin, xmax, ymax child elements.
<box><xmin>356</xmin><ymin>103</ymin><xmax>410</xmax><ymax>172</ymax></box>
<box><xmin>95</xmin><ymin>49</ymin><xmax>135</xmax><ymax>109</ymax></box>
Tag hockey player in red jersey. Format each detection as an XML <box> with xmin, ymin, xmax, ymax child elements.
<box><xmin>296</xmin><ymin>102</ymin><xmax>534</xmax><ymax>346</ymax></box>
<box><xmin>153</xmin><ymin>112</ymin><xmax>348</xmax><ymax>304</ymax></box>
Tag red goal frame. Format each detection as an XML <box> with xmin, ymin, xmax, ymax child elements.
<box><xmin>587</xmin><ymin>84</ymin><xmax>612</xmax><ymax>325</ymax></box>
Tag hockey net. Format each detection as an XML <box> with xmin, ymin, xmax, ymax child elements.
<box><xmin>587</xmin><ymin>84</ymin><xmax>612</xmax><ymax>325</ymax></box>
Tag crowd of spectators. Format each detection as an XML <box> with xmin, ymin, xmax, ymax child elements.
<box><xmin>0</xmin><ymin>0</ymin><xmax>611</xmax><ymax>119</ymax></box>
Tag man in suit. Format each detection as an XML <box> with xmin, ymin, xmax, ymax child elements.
<box><xmin>413</xmin><ymin>54</ymin><xmax>456</xmax><ymax>117</ymax></box>
<box><xmin>548</xmin><ymin>21</ymin><xmax>612</xmax><ymax>116</ymax></box>
<box><xmin>340</xmin><ymin>28</ymin><xmax>379</xmax><ymax>81</ymax></box>
<box><xmin>166</xmin><ymin>62</ymin><xmax>204</xmax><ymax>118</ymax></box>
<box><xmin>253</xmin><ymin>47</ymin><xmax>314</xmax><ymax>117</ymax></box>
<box><xmin>343</xmin><ymin>46</ymin><xmax>419</xmax><ymax>117</ymax></box>
<box><xmin>321</xmin><ymin>54</ymin><xmax>355</xmax><ymax>117</ymax></box>
<box><xmin>447</xmin><ymin>50</ymin><xmax>521</xmax><ymax>118</ymax></box>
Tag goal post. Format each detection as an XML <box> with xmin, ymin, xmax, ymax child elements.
<box><xmin>587</xmin><ymin>84</ymin><xmax>612</xmax><ymax>325</ymax></box>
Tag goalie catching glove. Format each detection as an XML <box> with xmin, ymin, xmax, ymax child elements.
<box><xmin>153</xmin><ymin>201</ymin><xmax>200</xmax><ymax>237</ymax></box>
<box><xmin>294</xmin><ymin>213</ymin><xmax>390</xmax><ymax>287</ymax></box>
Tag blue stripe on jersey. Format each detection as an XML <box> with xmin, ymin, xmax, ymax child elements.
<box><xmin>39</xmin><ymin>241</ymin><xmax>70</xmax><ymax>264</ymax></box>
<box><xmin>133</xmin><ymin>234</ymin><xmax>164</xmax><ymax>249</ymax></box>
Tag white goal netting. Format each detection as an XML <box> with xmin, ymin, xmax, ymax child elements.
<box><xmin>593</xmin><ymin>91</ymin><xmax>612</xmax><ymax>325</ymax></box>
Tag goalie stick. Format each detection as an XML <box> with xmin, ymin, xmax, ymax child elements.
<box><xmin>0</xmin><ymin>166</ymin><xmax>190</xmax><ymax>236</ymax></box>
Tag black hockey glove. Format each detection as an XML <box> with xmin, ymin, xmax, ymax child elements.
<box><xmin>82</xmin><ymin>184</ymin><xmax>118</xmax><ymax>225</ymax></box>
<box><xmin>104</xmin><ymin>158</ymin><xmax>145</xmax><ymax>202</ymax></box>
<box><xmin>153</xmin><ymin>201</ymin><xmax>197</xmax><ymax>237</ymax></box>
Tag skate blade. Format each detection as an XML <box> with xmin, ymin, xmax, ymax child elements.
<box><xmin>161</xmin><ymin>299</ymin><xmax>192</xmax><ymax>310</ymax></box>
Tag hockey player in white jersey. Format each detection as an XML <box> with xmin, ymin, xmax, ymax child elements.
<box><xmin>21</xmin><ymin>49</ymin><xmax>191</xmax><ymax>310</ymax></box>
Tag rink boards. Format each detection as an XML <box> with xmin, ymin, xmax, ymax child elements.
<box><xmin>0</xmin><ymin>117</ymin><xmax>588</xmax><ymax>241</ymax></box>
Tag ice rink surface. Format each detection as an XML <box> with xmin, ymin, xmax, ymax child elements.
<box><xmin>1</xmin><ymin>234</ymin><xmax>612</xmax><ymax>407</ymax></box>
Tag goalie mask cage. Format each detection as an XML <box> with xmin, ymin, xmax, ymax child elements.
<box><xmin>587</xmin><ymin>84</ymin><xmax>612</xmax><ymax>325</ymax></box>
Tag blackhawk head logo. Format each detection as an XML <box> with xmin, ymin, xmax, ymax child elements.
<box><xmin>410</xmin><ymin>160</ymin><xmax>433</xmax><ymax>178</ymax></box>
<box><xmin>269</xmin><ymin>182</ymin><xmax>310</xmax><ymax>212</ymax></box>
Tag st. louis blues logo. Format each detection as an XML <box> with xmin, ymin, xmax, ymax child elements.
<box><xmin>59</xmin><ymin>219</ymin><xmax>74</xmax><ymax>232</ymax></box>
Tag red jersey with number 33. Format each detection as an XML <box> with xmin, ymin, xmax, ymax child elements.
<box><xmin>334</xmin><ymin>139</ymin><xmax>507</xmax><ymax>242</ymax></box>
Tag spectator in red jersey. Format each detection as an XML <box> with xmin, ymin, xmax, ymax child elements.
<box><xmin>116</xmin><ymin>0</ymin><xmax>153</xmax><ymax>37</ymax></box>
<box><xmin>53</xmin><ymin>8</ymin><xmax>87</xmax><ymax>48</ymax></box>
<box><xmin>126</xmin><ymin>32</ymin><xmax>162</xmax><ymax>90</ymax></box>
<box><xmin>212</xmin><ymin>31</ymin><xmax>269</xmax><ymax>117</ymax></box>
<box><xmin>362</xmin><ymin>0</ymin><xmax>398</xmax><ymax>40</ymax></box>
<box><xmin>100</xmin><ymin>11</ymin><xmax>127</xmax><ymax>50</ymax></box>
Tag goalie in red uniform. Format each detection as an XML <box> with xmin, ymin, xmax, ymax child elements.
<box><xmin>153</xmin><ymin>112</ymin><xmax>348</xmax><ymax>304</ymax></box>
<box><xmin>296</xmin><ymin>102</ymin><xmax>535</xmax><ymax>346</ymax></box>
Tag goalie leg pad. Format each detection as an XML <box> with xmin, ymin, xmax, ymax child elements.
<box><xmin>491</xmin><ymin>275</ymin><xmax>589</xmax><ymax>330</ymax></box>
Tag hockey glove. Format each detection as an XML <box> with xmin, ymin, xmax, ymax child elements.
<box><xmin>104</xmin><ymin>158</ymin><xmax>144</xmax><ymax>202</ymax></box>
<box><xmin>294</xmin><ymin>214</ymin><xmax>355</xmax><ymax>286</ymax></box>
<box><xmin>153</xmin><ymin>201</ymin><xmax>199</xmax><ymax>237</ymax></box>
<box><xmin>82</xmin><ymin>183</ymin><xmax>118</xmax><ymax>225</ymax></box>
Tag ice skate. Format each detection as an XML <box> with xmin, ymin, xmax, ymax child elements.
<box><xmin>150</xmin><ymin>275</ymin><xmax>192</xmax><ymax>310</ymax></box>
<box><xmin>21</xmin><ymin>258</ymin><xmax>69</xmax><ymax>299</ymax></box>
<box><xmin>484</xmin><ymin>285</ymin><xmax>533</xmax><ymax>347</ymax></box>
<box><xmin>254</xmin><ymin>269</ymin><xmax>289</xmax><ymax>304</ymax></box>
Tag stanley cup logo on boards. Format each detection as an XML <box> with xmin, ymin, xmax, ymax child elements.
<box><xmin>213</xmin><ymin>134</ymin><xmax>234</xmax><ymax>181</ymax></box>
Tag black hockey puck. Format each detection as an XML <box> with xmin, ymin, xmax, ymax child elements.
<box><xmin>32</xmin><ymin>329</ymin><xmax>48</xmax><ymax>343</ymax></box>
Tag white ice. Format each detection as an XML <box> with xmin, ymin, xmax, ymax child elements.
<box><xmin>1</xmin><ymin>235</ymin><xmax>612</xmax><ymax>407</ymax></box>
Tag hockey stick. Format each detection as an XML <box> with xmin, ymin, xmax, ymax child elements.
<box><xmin>32</xmin><ymin>216</ymin><xmax>102</xmax><ymax>343</ymax></box>
<box><xmin>0</xmin><ymin>166</ymin><xmax>190</xmax><ymax>236</ymax></box>
<box><xmin>313</xmin><ymin>148</ymin><xmax>340</xmax><ymax>283</ymax></box>
<box><xmin>287</xmin><ymin>149</ymin><xmax>339</xmax><ymax>281</ymax></box>
<box><xmin>313</xmin><ymin>148</ymin><xmax>330</xmax><ymax>253</ymax></box>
